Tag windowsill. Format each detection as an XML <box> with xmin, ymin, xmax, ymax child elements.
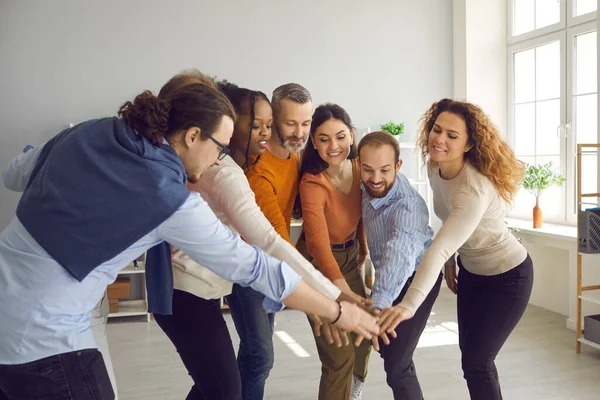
<box><xmin>505</xmin><ymin>217</ymin><xmax>577</xmax><ymax>241</ymax></box>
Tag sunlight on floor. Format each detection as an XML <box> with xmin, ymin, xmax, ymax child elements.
<box><xmin>417</xmin><ymin>318</ymin><xmax>459</xmax><ymax>348</ymax></box>
<box><xmin>274</xmin><ymin>330</ymin><xmax>311</xmax><ymax>358</ymax></box>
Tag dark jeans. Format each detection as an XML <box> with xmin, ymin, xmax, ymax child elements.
<box><xmin>457</xmin><ymin>255</ymin><xmax>534</xmax><ymax>400</ymax></box>
<box><xmin>154</xmin><ymin>289</ymin><xmax>241</xmax><ymax>400</ymax></box>
<box><xmin>0</xmin><ymin>349</ymin><xmax>114</xmax><ymax>400</ymax></box>
<box><xmin>226</xmin><ymin>284</ymin><xmax>275</xmax><ymax>400</ymax></box>
<box><xmin>379</xmin><ymin>273</ymin><xmax>443</xmax><ymax>400</ymax></box>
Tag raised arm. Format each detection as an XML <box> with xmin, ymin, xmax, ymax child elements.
<box><xmin>200</xmin><ymin>167</ymin><xmax>341</xmax><ymax>300</ymax></box>
<box><xmin>159</xmin><ymin>193</ymin><xmax>379</xmax><ymax>338</ymax></box>
<box><xmin>377</xmin><ymin>188</ymin><xmax>487</xmax><ymax>334</ymax></box>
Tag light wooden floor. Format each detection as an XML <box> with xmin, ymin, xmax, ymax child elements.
<box><xmin>107</xmin><ymin>288</ymin><xmax>600</xmax><ymax>399</ymax></box>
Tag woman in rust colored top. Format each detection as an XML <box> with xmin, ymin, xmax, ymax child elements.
<box><xmin>296</xmin><ymin>103</ymin><xmax>371</xmax><ymax>400</ymax></box>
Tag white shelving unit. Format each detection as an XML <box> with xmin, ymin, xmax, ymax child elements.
<box><xmin>107</xmin><ymin>255</ymin><xmax>151</xmax><ymax>322</ymax></box>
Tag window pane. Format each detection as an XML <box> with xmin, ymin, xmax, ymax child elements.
<box><xmin>575</xmin><ymin>94</ymin><xmax>597</xmax><ymax>145</ymax></box>
<box><xmin>536</xmin><ymin>155</ymin><xmax>565</xmax><ymax>220</ymax></box>
<box><xmin>515</xmin><ymin>49</ymin><xmax>536</xmax><ymax>103</ymax></box>
<box><xmin>536</xmin><ymin>99</ymin><xmax>561</xmax><ymax>155</ymax></box>
<box><xmin>581</xmin><ymin>153</ymin><xmax>598</xmax><ymax>195</ymax></box>
<box><xmin>576</xmin><ymin>0</ymin><xmax>597</xmax><ymax>16</ymax></box>
<box><xmin>576</xmin><ymin>31</ymin><xmax>597</xmax><ymax>95</ymax></box>
<box><xmin>536</xmin><ymin>41</ymin><xmax>561</xmax><ymax>100</ymax></box>
<box><xmin>514</xmin><ymin>0</ymin><xmax>535</xmax><ymax>35</ymax></box>
<box><xmin>515</xmin><ymin>103</ymin><xmax>536</xmax><ymax>155</ymax></box>
<box><xmin>536</xmin><ymin>0</ymin><xmax>560</xmax><ymax>30</ymax></box>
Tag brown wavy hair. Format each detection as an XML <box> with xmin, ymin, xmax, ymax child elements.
<box><xmin>417</xmin><ymin>98</ymin><xmax>525</xmax><ymax>204</ymax></box>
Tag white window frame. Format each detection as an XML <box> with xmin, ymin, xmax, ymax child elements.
<box><xmin>566</xmin><ymin>20</ymin><xmax>599</xmax><ymax>223</ymax></box>
<box><xmin>568</xmin><ymin>0</ymin><xmax>598</xmax><ymax>25</ymax></box>
<box><xmin>507</xmin><ymin>0</ymin><xmax>597</xmax><ymax>225</ymax></box>
<box><xmin>508</xmin><ymin>0</ymin><xmax>567</xmax><ymax>44</ymax></box>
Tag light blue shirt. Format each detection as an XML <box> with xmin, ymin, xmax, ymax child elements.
<box><xmin>0</xmin><ymin>145</ymin><xmax>301</xmax><ymax>364</ymax></box>
<box><xmin>362</xmin><ymin>173</ymin><xmax>433</xmax><ymax>310</ymax></box>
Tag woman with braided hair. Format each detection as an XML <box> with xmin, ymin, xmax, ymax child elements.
<box><xmin>0</xmin><ymin>70</ymin><xmax>379</xmax><ymax>400</ymax></box>
<box><xmin>153</xmin><ymin>71</ymin><xmax>361</xmax><ymax>400</ymax></box>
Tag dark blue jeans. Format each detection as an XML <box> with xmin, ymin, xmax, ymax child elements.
<box><xmin>0</xmin><ymin>349</ymin><xmax>114</xmax><ymax>400</ymax></box>
<box><xmin>226</xmin><ymin>284</ymin><xmax>275</xmax><ymax>400</ymax></box>
<box><xmin>379</xmin><ymin>273</ymin><xmax>442</xmax><ymax>400</ymax></box>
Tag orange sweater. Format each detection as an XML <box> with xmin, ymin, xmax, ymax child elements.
<box><xmin>299</xmin><ymin>158</ymin><xmax>367</xmax><ymax>281</ymax></box>
<box><xmin>247</xmin><ymin>149</ymin><xmax>300</xmax><ymax>244</ymax></box>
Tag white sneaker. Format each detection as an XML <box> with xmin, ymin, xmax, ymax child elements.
<box><xmin>351</xmin><ymin>374</ymin><xmax>365</xmax><ymax>400</ymax></box>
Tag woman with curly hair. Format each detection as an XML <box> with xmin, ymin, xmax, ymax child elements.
<box><xmin>373</xmin><ymin>99</ymin><xmax>532</xmax><ymax>400</ymax></box>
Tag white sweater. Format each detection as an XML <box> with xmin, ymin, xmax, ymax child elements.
<box><xmin>399</xmin><ymin>161</ymin><xmax>528</xmax><ymax>315</ymax></box>
<box><xmin>172</xmin><ymin>155</ymin><xmax>341</xmax><ymax>301</ymax></box>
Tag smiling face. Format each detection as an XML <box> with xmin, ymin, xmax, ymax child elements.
<box><xmin>311</xmin><ymin>118</ymin><xmax>354</xmax><ymax>168</ymax></box>
<box><xmin>230</xmin><ymin>97</ymin><xmax>273</xmax><ymax>158</ymax></box>
<box><xmin>427</xmin><ymin>111</ymin><xmax>470</xmax><ymax>168</ymax></box>
<box><xmin>273</xmin><ymin>98</ymin><xmax>312</xmax><ymax>153</ymax></box>
<box><xmin>359</xmin><ymin>143</ymin><xmax>402</xmax><ymax>198</ymax></box>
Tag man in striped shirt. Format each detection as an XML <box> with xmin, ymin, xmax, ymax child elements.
<box><xmin>358</xmin><ymin>131</ymin><xmax>443</xmax><ymax>400</ymax></box>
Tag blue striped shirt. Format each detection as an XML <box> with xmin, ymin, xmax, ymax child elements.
<box><xmin>362</xmin><ymin>173</ymin><xmax>433</xmax><ymax>310</ymax></box>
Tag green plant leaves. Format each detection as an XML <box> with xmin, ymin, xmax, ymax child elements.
<box><xmin>380</xmin><ymin>121</ymin><xmax>405</xmax><ymax>136</ymax></box>
<box><xmin>522</xmin><ymin>161</ymin><xmax>566</xmax><ymax>199</ymax></box>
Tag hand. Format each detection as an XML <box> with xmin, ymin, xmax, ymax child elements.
<box><xmin>334</xmin><ymin>278</ymin><xmax>373</xmax><ymax>307</ymax></box>
<box><xmin>309</xmin><ymin>314</ymin><xmax>350</xmax><ymax>347</ymax></box>
<box><xmin>333</xmin><ymin>301</ymin><xmax>379</xmax><ymax>345</ymax></box>
<box><xmin>377</xmin><ymin>305</ymin><xmax>412</xmax><ymax>334</ymax></box>
<box><xmin>354</xmin><ymin>307</ymin><xmax>382</xmax><ymax>349</ymax></box>
<box><xmin>445</xmin><ymin>263</ymin><xmax>458</xmax><ymax>295</ymax></box>
<box><xmin>337</xmin><ymin>291</ymin><xmax>373</xmax><ymax>308</ymax></box>
<box><xmin>371</xmin><ymin>330</ymin><xmax>395</xmax><ymax>353</ymax></box>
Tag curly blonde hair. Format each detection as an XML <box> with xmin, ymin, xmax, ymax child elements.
<box><xmin>417</xmin><ymin>98</ymin><xmax>525</xmax><ymax>204</ymax></box>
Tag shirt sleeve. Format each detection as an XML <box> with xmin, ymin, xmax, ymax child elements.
<box><xmin>247</xmin><ymin>174</ymin><xmax>292</xmax><ymax>244</ymax></box>
<box><xmin>370</xmin><ymin>204</ymin><xmax>432</xmax><ymax>310</ymax></box>
<box><xmin>200</xmin><ymin>166</ymin><xmax>341</xmax><ymax>300</ymax></box>
<box><xmin>399</xmin><ymin>187</ymin><xmax>487</xmax><ymax>316</ymax></box>
<box><xmin>299</xmin><ymin>179</ymin><xmax>344</xmax><ymax>282</ymax></box>
<box><xmin>158</xmin><ymin>193</ymin><xmax>302</xmax><ymax>312</ymax></box>
<box><xmin>3</xmin><ymin>144</ymin><xmax>44</xmax><ymax>192</ymax></box>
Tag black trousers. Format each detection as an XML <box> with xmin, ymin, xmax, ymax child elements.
<box><xmin>457</xmin><ymin>255</ymin><xmax>534</xmax><ymax>400</ymax></box>
<box><xmin>379</xmin><ymin>273</ymin><xmax>443</xmax><ymax>400</ymax></box>
<box><xmin>154</xmin><ymin>289</ymin><xmax>241</xmax><ymax>400</ymax></box>
<box><xmin>0</xmin><ymin>349</ymin><xmax>114</xmax><ymax>400</ymax></box>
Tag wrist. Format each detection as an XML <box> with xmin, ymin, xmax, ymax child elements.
<box><xmin>331</xmin><ymin>301</ymin><xmax>343</xmax><ymax>325</ymax></box>
<box><xmin>326</xmin><ymin>300</ymin><xmax>340</xmax><ymax>322</ymax></box>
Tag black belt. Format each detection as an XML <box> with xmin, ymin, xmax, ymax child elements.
<box><xmin>332</xmin><ymin>239</ymin><xmax>355</xmax><ymax>250</ymax></box>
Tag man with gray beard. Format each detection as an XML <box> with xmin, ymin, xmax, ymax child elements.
<box><xmin>226</xmin><ymin>83</ymin><xmax>313</xmax><ymax>400</ymax></box>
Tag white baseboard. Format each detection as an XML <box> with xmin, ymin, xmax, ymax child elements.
<box><xmin>566</xmin><ymin>317</ymin><xmax>576</xmax><ymax>331</ymax></box>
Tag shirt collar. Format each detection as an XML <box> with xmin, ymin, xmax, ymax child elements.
<box><xmin>362</xmin><ymin>173</ymin><xmax>403</xmax><ymax>210</ymax></box>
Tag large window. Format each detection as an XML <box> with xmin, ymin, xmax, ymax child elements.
<box><xmin>508</xmin><ymin>0</ymin><xmax>597</xmax><ymax>224</ymax></box>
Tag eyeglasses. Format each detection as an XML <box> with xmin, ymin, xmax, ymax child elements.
<box><xmin>209</xmin><ymin>136</ymin><xmax>231</xmax><ymax>161</ymax></box>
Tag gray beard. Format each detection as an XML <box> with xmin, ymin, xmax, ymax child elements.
<box><xmin>274</xmin><ymin>127</ymin><xmax>307</xmax><ymax>153</ymax></box>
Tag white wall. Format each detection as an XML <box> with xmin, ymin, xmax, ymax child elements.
<box><xmin>0</xmin><ymin>0</ymin><xmax>453</xmax><ymax>229</ymax></box>
<box><xmin>453</xmin><ymin>0</ymin><xmax>507</xmax><ymax>136</ymax></box>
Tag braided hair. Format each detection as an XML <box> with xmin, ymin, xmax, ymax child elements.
<box><xmin>217</xmin><ymin>80</ymin><xmax>269</xmax><ymax>171</ymax></box>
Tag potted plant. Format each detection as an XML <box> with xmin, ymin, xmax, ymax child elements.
<box><xmin>522</xmin><ymin>161</ymin><xmax>566</xmax><ymax>228</ymax></box>
<box><xmin>380</xmin><ymin>121</ymin><xmax>405</xmax><ymax>136</ymax></box>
